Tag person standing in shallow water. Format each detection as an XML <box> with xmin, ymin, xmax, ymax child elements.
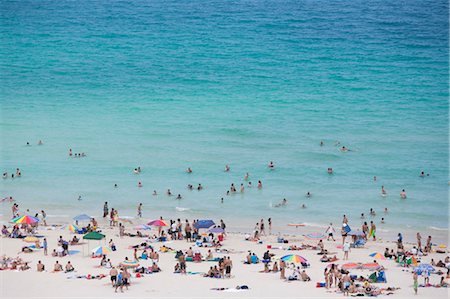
<box><xmin>103</xmin><ymin>202</ymin><xmax>108</xmax><ymax>218</ymax></box>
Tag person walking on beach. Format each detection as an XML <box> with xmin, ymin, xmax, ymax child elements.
<box><xmin>43</xmin><ymin>238</ymin><xmax>48</xmax><ymax>256</ymax></box>
<box><xmin>268</xmin><ymin>218</ymin><xmax>272</xmax><ymax>235</ymax></box>
<box><xmin>416</xmin><ymin>232</ymin><xmax>422</xmax><ymax>250</ymax></box>
<box><xmin>41</xmin><ymin>210</ymin><xmax>47</xmax><ymax>226</ymax></box>
<box><xmin>369</xmin><ymin>221</ymin><xmax>376</xmax><ymax>241</ymax></box>
<box><xmin>110</xmin><ymin>266</ymin><xmax>118</xmax><ymax>287</ymax></box>
<box><xmin>260</xmin><ymin>219</ymin><xmax>265</xmax><ymax>236</ymax></box>
<box><xmin>279</xmin><ymin>259</ymin><xmax>286</xmax><ymax>280</ymax></box>
<box><xmin>413</xmin><ymin>272</ymin><xmax>418</xmax><ymax>295</ymax></box>
<box><xmin>326</xmin><ymin>223</ymin><xmax>336</xmax><ymax>241</ymax></box>
<box><xmin>343</xmin><ymin>240</ymin><xmax>350</xmax><ymax>260</ymax></box>
<box><xmin>103</xmin><ymin>202</ymin><xmax>108</xmax><ymax>218</ymax></box>
<box><xmin>178</xmin><ymin>252</ymin><xmax>186</xmax><ymax>274</ymax></box>
<box><xmin>137</xmin><ymin>203</ymin><xmax>143</xmax><ymax>218</ymax></box>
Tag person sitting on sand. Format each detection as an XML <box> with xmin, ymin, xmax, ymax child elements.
<box><xmin>19</xmin><ymin>262</ymin><xmax>30</xmax><ymax>271</ymax></box>
<box><xmin>206</xmin><ymin>250</ymin><xmax>213</xmax><ymax>260</ymax></box>
<box><xmin>151</xmin><ymin>263</ymin><xmax>161</xmax><ymax>273</ymax></box>
<box><xmin>54</xmin><ymin>261</ymin><xmax>63</xmax><ymax>272</ymax></box>
<box><xmin>37</xmin><ymin>260</ymin><xmax>45</xmax><ymax>272</ymax></box>
<box><xmin>65</xmin><ymin>261</ymin><xmax>74</xmax><ymax>272</ymax></box>
<box><xmin>320</xmin><ymin>254</ymin><xmax>330</xmax><ymax>263</ymax></box>
<box><xmin>301</xmin><ymin>270</ymin><xmax>311</xmax><ymax>281</ymax></box>
<box><xmin>70</xmin><ymin>236</ymin><xmax>79</xmax><ymax>245</ymax></box>
<box><xmin>246</xmin><ymin>252</ymin><xmax>252</xmax><ymax>264</ymax></box>
<box><xmin>20</xmin><ymin>246</ymin><xmax>33</xmax><ymax>253</ymax></box>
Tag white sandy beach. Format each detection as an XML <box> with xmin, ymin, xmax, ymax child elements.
<box><xmin>0</xmin><ymin>216</ymin><xmax>448</xmax><ymax>299</ymax></box>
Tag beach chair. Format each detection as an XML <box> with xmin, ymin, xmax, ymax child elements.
<box><xmin>377</xmin><ymin>271</ymin><xmax>387</xmax><ymax>283</ymax></box>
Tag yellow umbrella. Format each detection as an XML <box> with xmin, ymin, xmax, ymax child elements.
<box><xmin>23</xmin><ymin>236</ymin><xmax>39</xmax><ymax>243</ymax></box>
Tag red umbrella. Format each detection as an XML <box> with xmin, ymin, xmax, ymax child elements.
<box><xmin>147</xmin><ymin>219</ymin><xmax>168</xmax><ymax>227</ymax></box>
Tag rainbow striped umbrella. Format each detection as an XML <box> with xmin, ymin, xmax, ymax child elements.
<box><xmin>280</xmin><ymin>254</ymin><xmax>308</xmax><ymax>263</ymax></box>
<box><xmin>68</xmin><ymin>224</ymin><xmax>79</xmax><ymax>233</ymax></box>
<box><xmin>23</xmin><ymin>236</ymin><xmax>39</xmax><ymax>243</ymax></box>
<box><xmin>11</xmin><ymin>215</ymin><xmax>39</xmax><ymax>224</ymax></box>
<box><xmin>147</xmin><ymin>219</ymin><xmax>168</xmax><ymax>227</ymax></box>
<box><xmin>305</xmin><ymin>232</ymin><xmax>326</xmax><ymax>240</ymax></box>
<box><xmin>120</xmin><ymin>260</ymin><xmax>140</xmax><ymax>268</ymax></box>
<box><xmin>369</xmin><ymin>252</ymin><xmax>385</xmax><ymax>260</ymax></box>
<box><xmin>92</xmin><ymin>246</ymin><xmax>112</xmax><ymax>255</ymax></box>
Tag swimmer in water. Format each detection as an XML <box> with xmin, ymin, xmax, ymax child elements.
<box><xmin>2</xmin><ymin>172</ymin><xmax>7</xmax><ymax>179</ymax></box>
<box><xmin>26</xmin><ymin>142</ymin><xmax>30</xmax><ymax>146</ymax></box>
<box><xmin>114</xmin><ymin>184</ymin><xmax>118</xmax><ymax>188</ymax></box>
<box><xmin>153</xmin><ymin>190</ymin><xmax>157</xmax><ymax>196</ymax></box>
<box><xmin>373</xmin><ymin>176</ymin><xmax>377</xmax><ymax>181</ymax></box>
<box><xmin>186</xmin><ymin>167</ymin><xmax>192</xmax><ymax>173</ymax></box>
<box><xmin>221</xmin><ymin>197</ymin><xmax>224</xmax><ymax>203</ymax></box>
<box><xmin>301</xmin><ymin>204</ymin><xmax>306</xmax><ymax>209</ymax></box>
<box><xmin>248</xmin><ymin>181</ymin><xmax>252</xmax><ymax>187</ymax></box>
<box><xmin>78</xmin><ymin>196</ymin><xmax>82</xmax><ymax>201</ymax></box>
<box><xmin>370</xmin><ymin>208</ymin><xmax>376</xmax><ymax>216</ymax></box>
<box><xmin>69</xmin><ymin>149</ymin><xmax>72</xmax><ymax>156</ymax></box>
<box><xmin>327</xmin><ymin>168</ymin><xmax>333</xmax><ymax>174</ymax></box>
<box><xmin>400</xmin><ymin>189</ymin><xmax>407</xmax><ymax>199</ymax></box>
<box><xmin>244</xmin><ymin>172</ymin><xmax>249</xmax><ymax>181</ymax></box>
<box><xmin>197</xmin><ymin>183</ymin><xmax>203</xmax><ymax>191</ymax></box>
<box><xmin>384</xmin><ymin>207</ymin><xmax>388</xmax><ymax>213</ymax></box>
<box><xmin>340</xmin><ymin>146</ymin><xmax>348</xmax><ymax>152</ymax></box>
<box><xmin>38</xmin><ymin>140</ymin><xmax>43</xmax><ymax>145</ymax></box>
<box><xmin>176</xmin><ymin>194</ymin><xmax>182</xmax><ymax>200</ymax></box>
<box><xmin>134</xmin><ymin>168</ymin><xmax>139</xmax><ymax>174</ymax></box>
<box><xmin>320</xmin><ymin>141</ymin><xmax>324</xmax><ymax>146</ymax></box>
<box><xmin>167</xmin><ymin>189</ymin><xmax>172</xmax><ymax>196</ymax></box>
<box><xmin>275</xmin><ymin>198</ymin><xmax>287</xmax><ymax>207</ymax></box>
<box><xmin>420</xmin><ymin>171</ymin><xmax>429</xmax><ymax>177</ymax></box>
<box><xmin>381</xmin><ymin>218</ymin><xmax>385</xmax><ymax>224</ymax></box>
<box><xmin>138</xmin><ymin>181</ymin><xmax>142</xmax><ymax>188</ymax></box>
<box><xmin>225</xmin><ymin>165</ymin><xmax>230</xmax><ymax>172</ymax></box>
<box><xmin>137</xmin><ymin>167</ymin><xmax>141</xmax><ymax>173</ymax></box>
<box><xmin>268</xmin><ymin>161</ymin><xmax>275</xmax><ymax>169</ymax></box>
<box><xmin>257</xmin><ymin>180</ymin><xmax>262</xmax><ymax>189</ymax></box>
<box><xmin>361</xmin><ymin>213</ymin><xmax>365</xmax><ymax>219</ymax></box>
<box><xmin>187</xmin><ymin>184</ymin><xmax>193</xmax><ymax>190</ymax></box>
<box><xmin>381</xmin><ymin>185</ymin><xmax>387</xmax><ymax>196</ymax></box>
<box><xmin>305</xmin><ymin>192</ymin><xmax>311</xmax><ymax>198</ymax></box>
<box><xmin>240</xmin><ymin>184</ymin><xmax>245</xmax><ymax>193</ymax></box>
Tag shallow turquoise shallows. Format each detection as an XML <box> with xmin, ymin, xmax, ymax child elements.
<box><xmin>0</xmin><ymin>0</ymin><xmax>448</xmax><ymax>234</ymax></box>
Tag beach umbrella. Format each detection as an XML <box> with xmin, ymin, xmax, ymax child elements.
<box><xmin>147</xmin><ymin>219</ymin><xmax>168</xmax><ymax>227</ymax></box>
<box><xmin>407</xmin><ymin>256</ymin><xmax>418</xmax><ymax>266</ymax></box>
<box><xmin>348</xmin><ymin>230</ymin><xmax>365</xmax><ymax>237</ymax></box>
<box><xmin>414</xmin><ymin>264</ymin><xmax>435</xmax><ymax>273</ymax></box>
<box><xmin>120</xmin><ymin>260</ymin><xmax>140</xmax><ymax>268</ymax></box>
<box><xmin>68</xmin><ymin>224</ymin><xmax>80</xmax><ymax>233</ymax></box>
<box><xmin>135</xmin><ymin>224</ymin><xmax>151</xmax><ymax>230</ymax></box>
<box><xmin>208</xmin><ymin>227</ymin><xmax>224</xmax><ymax>234</ymax></box>
<box><xmin>73</xmin><ymin>214</ymin><xmax>92</xmax><ymax>222</ymax></box>
<box><xmin>305</xmin><ymin>232</ymin><xmax>326</xmax><ymax>240</ymax></box>
<box><xmin>92</xmin><ymin>245</ymin><xmax>112</xmax><ymax>255</ymax></box>
<box><xmin>23</xmin><ymin>236</ymin><xmax>39</xmax><ymax>243</ymax></box>
<box><xmin>194</xmin><ymin>220</ymin><xmax>215</xmax><ymax>229</ymax></box>
<box><xmin>362</xmin><ymin>263</ymin><xmax>381</xmax><ymax>270</ymax></box>
<box><xmin>12</xmin><ymin>215</ymin><xmax>39</xmax><ymax>224</ymax></box>
<box><xmin>369</xmin><ymin>252</ymin><xmax>385</xmax><ymax>260</ymax></box>
<box><xmin>280</xmin><ymin>254</ymin><xmax>308</xmax><ymax>263</ymax></box>
<box><xmin>83</xmin><ymin>231</ymin><xmax>105</xmax><ymax>240</ymax></box>
<box><xmin>342</xmin><ymin>263</ymin><xmax>361</xmax><ymax>270</ymax></box>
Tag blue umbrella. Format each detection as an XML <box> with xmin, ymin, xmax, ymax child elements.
<box><xmin>414</xmin><ymin>264</ymin><xmax>435</xmax><ymax>273</ymax></box>
<box><xmin>208</xmin><ymin>227</ymin><xmax>224</xmax><ymax>233</ymax></box>
<box><xmin>194</xmin><ymin>220</ymin><xmax>215</xmax><ymax>229</ymax></box>
<box><xmin>73</xmin><ymin>214</ymin><xmax>92</xmax><ymax>221</ymax></box>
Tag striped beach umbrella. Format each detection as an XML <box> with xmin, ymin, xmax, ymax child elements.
<box><xmin>208</xmin><ymin>227</ymin><xmax>224</xmax><ymax>234</ymax></box>
<box><xmin>68</xmin><ymin>224</ymin><xmax>79</xmax><ymax>233</ymax></box>
<box><xmin>92</xmin><ymin>246</ymin><xmax>112</xmax><ymax>255</ymax></box>
<box><xmin>23</xmin><ymin>236</ymin><xmax>39</xmax><ymax>243</ymax></box>
<box><xmin>12</xmin><ymin>215</ymin><xmax>39</xmax><ymax>224</ymax></box>
<box><xmin>305</xmin><ymin>232</ymin><xmax>326</xmax><ymax>240</ymax></box>
<box><xmin>120</xmin><ymin>260</ymin><xmax>140</xmax><ymax>268</ymax></box>
<box><xmin>369</xmin><ymin>252</ymin><xmax>385</xmax><ymax>260</ymax></box>
<box><xmin>280</xmin><ymin>254</ymin><xmax>308</xmax><ymax>263</ymax></box>
<box><xmin>342</xmin><ymin>263</ymin><xmax>361</xmax><ymax>270</ymax></box>
<box><xmin>147</xmin><ymin>219</ymin><xmax>168</xmax><ymax>227</ymax></box>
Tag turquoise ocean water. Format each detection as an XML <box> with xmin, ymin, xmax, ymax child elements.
<box><xmin>0</xmin><ymin>1</ymin><xmax>448</xmax><ymax>237</ymax></box>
